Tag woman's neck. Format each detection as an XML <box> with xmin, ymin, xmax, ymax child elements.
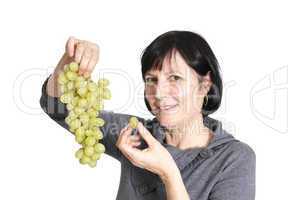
<box><xmin>164</xmin><ymin>114</ymin><xmax>213</xmax><ymax>150</ymax></box>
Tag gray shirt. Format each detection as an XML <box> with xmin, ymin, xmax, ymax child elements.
<box><xmin>40</xmin><ymin>76</ymin><xmax>255</xmax><ymax>200</ymax></box>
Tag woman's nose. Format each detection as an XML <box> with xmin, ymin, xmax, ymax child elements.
<box><xmin>155</xmin><ymin>81</ymin><xmax>170</xmax><ymax>100</ymax></box>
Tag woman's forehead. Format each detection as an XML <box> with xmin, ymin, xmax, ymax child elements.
<box><xmin>146</xmin><ymin>51</ymin><xmax>191</xmax><ymax>76</ymax></box>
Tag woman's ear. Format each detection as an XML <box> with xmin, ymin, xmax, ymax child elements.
<box><xmin>198</xmin><ymin>71</ymin><xmax>212</xmax><ymax>96</ymax></box>
<box><xmin>203</xmin><ymin>71</ymin><xmax>212</xmax><ymax>95</ymax></box>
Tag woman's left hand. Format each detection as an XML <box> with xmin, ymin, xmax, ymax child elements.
<box><xmin>116</xmin><ymin>122</ymin><xmax>178</xmax><ymax>179</ymax></box>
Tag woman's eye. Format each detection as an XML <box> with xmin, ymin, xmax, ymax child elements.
<box><xmin>145</xmin><ymin>77</ymin><xmax>157</xmax><ymax>85</ymax></box>
<box><xmin>169</xmin><ymin>75</ymin><xmax>181</xmax><ymax>81</ymax></box>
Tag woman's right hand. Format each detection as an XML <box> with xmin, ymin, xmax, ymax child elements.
<box><xmin>64</xmin><ymin>36</ymin><xmax>100</xmax><ymax>78</ymax></box>
<box><xmin>47</xmin><ymin>36</ymin><xmax>100</xmax><ymax>97</ymax></box>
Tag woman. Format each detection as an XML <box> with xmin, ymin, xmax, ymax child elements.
<box><xmin>40</xmin><ymin>31</ymin><xmax>255</xmax><ymax>200</ymax></box>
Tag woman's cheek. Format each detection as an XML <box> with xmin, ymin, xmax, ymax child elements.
<box><xmin>180</xmin><ymin>86</ymin><xmax>194</xmax><ymax>114</ymax></box>
<box><xmin>145</xmin><ymin>89</ymin><xmax>157</xmax><ymax>112</ymax></box>
<box><xmin>174</xmin><ymin>85</ymin><xmax>186</xmax><ymax>111</ymax></box>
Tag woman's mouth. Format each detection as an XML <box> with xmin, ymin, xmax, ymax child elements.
<box><xmin>159</xmin><ymin>104</ymin><xmax>178</xmax><ymax>112</ymax></box>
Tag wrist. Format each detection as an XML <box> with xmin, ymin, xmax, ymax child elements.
<box><xmin>160</xmin><ymin>165</ymin><xmax>180</xmax><ymax>185</ymax></box>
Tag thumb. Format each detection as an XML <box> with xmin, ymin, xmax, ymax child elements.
<box><xmin>137</xmin><ymin>122</ymin><xmax>157</xmax><ymax>147</ymax></box>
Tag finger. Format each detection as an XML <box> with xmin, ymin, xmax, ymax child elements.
<box><xmin>129</xmin><ymin>140</ymin><xmax>141</xmax><ymax>147</ymax></box>
<box><xmin>75</xmin><ymin>43</ymin><xmax>85</xmax><ymax>68</ymax></box>
<box><xmin>79</xmin><ymin>48</ymin><xmax>92</xmax><ymax>76</ymax></box>
<box><xmin>128</xmin><ymin>137</ymin><xmax>141</xmax><ymax>147</ymax></box>
<box><xmin>125</xmin><ymin>146</ymin><xmax>145</xmax><ymax>167</ymax></box>
<box><xmin>66</xmin><ymin>36</ymin><xmax>80</xmax><ymax>57</ymax></box>
<box><xmin>124</xmin><ymin>151</ymin><xmax>143</xmax><ymax>168</ymax></box>
<box><xmin>118</xmin><ymin>141</ymin><xmax>142</xmax><ymax>166</ymax></box>
<box><xmin>119</xmin><ymin>134</ymin><xmax>141</xmax><ymax>149</ymax></box>
<box><xmin>86</xmin><ymin>50</ymin><xmax>99</xmax><ymax>76</ymax></box>
<box><xmin>129</xmin><ymin>134</ymin><xmax>141</xmax><ymax>141</ymax></box>
<box><xmin>121</xmin><ymin>124</ymin><xmax>130</xmax><ymax>133</ymax></box>
<box><xmin>120</xmin><ymin>149</ymin><xmax>134</xmax><ymax>162</ymax></box>
<box><xmin>137</xmin><ymin>122</ymin><xmax>157</xmax><ymax>147</ymax></box>
<box><xmin>165</xmin><ymin>133</ymin><xmax>171</xmax><ymax>143</ymax></box>
<box><xmin>116</xmin><ymin>124</ymin><xmax>130</xmax><ymax>146</ymax></box>
<box><xmin>120</xmin><ymin>125</ymin><xmax>133</xmax><ymax>145</ymax></box>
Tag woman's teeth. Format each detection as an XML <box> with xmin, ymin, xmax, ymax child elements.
<box><xmin>160</xmin><ymin>105</ymin><xmax>177</xmax><ymax>111</ymax></box>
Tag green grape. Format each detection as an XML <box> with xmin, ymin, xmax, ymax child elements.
<box><xmin>86</xmin><ymin>92</ymin><xmax>97</xmax><ymax>105</ymax></box>
<box><xmin>70</xmin><ymin>119</ymin><xmax>81</xmax><ymax>130</ymax></box>
<box><xmin>67</xmin><ymin>81</ymin><xmax>74</xmax><ymax>90</ymax></box>
<box><xmin>82</xmin><ymin>122</ymin><xmax>89</xmax><ymax>130</ymax></box>
<box><xmin>66</xmin><ymin>71</ymin><xmax>78</xmax><ymax>80</ymax></box>
<box><xmin>89</xmin><ymin>118</ymin><xmax>105</xmax><ymax>127</ymax></box>
<box><xmin>77</xmin><ymin>86</ymin><xmax>88</xmax><ymax>97</ymax></box>
<box><xmin>58</xmin><ymin>73</ymin><xmax>68</xmax><ymax>85</ymax></box>
<box><xmin>129</xmin><ymin>116</ymin><xmax>139</xmax><ymax>129</ymax></box>
<box><xmin>94</xmin><ymin>143</ymin><xmax>105</xmax><ymax>153</ymax></box>
<box><xmin>92</xmin><ymin>102</ymin><xmax>102</xmax><ymax>110</ymax></box>
<box><xmin>60</xmin><ymin>93</ymin><xmax>73</xmax><ymax>104</ymax></box>
<box><xmin>66</xmin><ymin>103</ymin><xmax>74</xmax><ymax>111</ymax></box>
<box><xmin>98</xmin><ymin>78</ymin><xmax>110</xmax><ymax>88</ymax></box>
<box><xmin>88</xmin><ymin>82</ymin><xmax>98</xmax><ymax>92</ymax></box>
<box><xmin>84</xmin><ymin>136</ymin><xmax>96</xmax><ymax>146</ymax></box>
<box><xmin>75</xmin><ymin>77</ymin><xmax>87</xmax><ymax>88</ymax></box>
<box><xmin>71</xmin><ymin>97</ymin><xmax>79</xmax><ymax>106</ymax></box>
<box><xmin>69</xmin><ymin>62</ymin><xmax>79</xmax><ymax>72</ymax></box>
<box><xmin>74</xmin><ymin>107</ymin><xmax>85</xmax><ymax>115</ymax></box>
<box><xmin>85</xmin><ymin>129</ymin><xmax>94</xmax><ymax>137</ymax></box>
<box><xmin>87</xmin><ymin>109</ymin><xmax>98</xmax><ymax>118</ymax></box>
<box><xmin>59</xmin><ymin>85</ymin><xmax>68</xmax><ymax>93</ymax></box>
<box><xmin>91</xmin><ymin>152</ymin><xmax>101</xmax><ymax>161</ymax></box>
<box><xmin>79</xmin><ymin>113</ymin><xmax>89</xmax><ymax>124</ymax></box>
<box><xmin>65</xmin><ymin>116</ymin><xmax>72</xmax><ymax>125</ymax></box>
<box><xmin>75</xmin><ymin>127</ymin><xmax>85</xmax><ymax>137</ymax></box>
<box><xmin>58</xmin><ymin>62</ymin><xmax>111</xmax><ymax>168</ymax></box>
<box><xmin>68</xmin><ymin>111</ymin><xmax>78</xmax><ymax>120</ymax></box>
<box><xmin>102</xmin><ymin>88</ymin><xmax>111</xmax><ymax>100</ymax></box>
<box><xmin>81</xmin><ymin>121</ymin><xmax>89</xmax><ymax>129</ymax></box>
<box><xmin>93</xmin><ymin>134</ymin><xmax>101</xmax><ymax>140</ymax></box>
<box><xmin>88</xmin><ymin>160</ymin><xmax>97</xmax><ymax>168</ymax></box>
<box><xmin>78</xmin><ymin>98</ymin><xmax>88</xmax><ymax>108</ymax></box>
<box><xmin>84</xmin><ymin>146</ymin><xmax>94</xmax><ymax>156</ymax></box>
<box><xmin>75</xmin><ymin>148</ymin><xmax>84</xmax><ymax>159</ymax></box>
<box><xmin>75</xmin><ymin>135</ymin><xmax>85</xmax><ymax>144</ymax></box>
<box><xmin>91</xmin><ymin>127</ymin><xmax>103</xmax><ymax>140</ymax></box>
<box><xmin>80</xmin><ymin>155</ymin><xmax>91</xmax><ymax>164</ymax></box>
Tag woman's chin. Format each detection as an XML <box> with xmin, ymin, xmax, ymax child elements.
<box><xmin>153</xmin><ymin>108</ymin><xmax>182</xmax><ymax>127</ymax></box>
<box><xmin>157</xmin><ymin>116</ymin><xmax>178</xmax><ymax>128</ymax></box>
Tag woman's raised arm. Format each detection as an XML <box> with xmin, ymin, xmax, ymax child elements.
<box><xmin>46</xmin><ymin>36</ymin><xmax>100</xmax><ymax>98</ymax></box>
<box><xmin>40</xmin><ymin>37</ymin><xmax>146</xmax><ymax>161</ymax></box>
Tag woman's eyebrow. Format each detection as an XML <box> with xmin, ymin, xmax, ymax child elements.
<box><xmin>145</xmin><ymin>71</ymin><xmax>182</xmax><ymax>76</ymax></box>
<box><xmin>145</xmin><ymin>72</ymin><xmax>155</xmax><ymax>76</ymax></box>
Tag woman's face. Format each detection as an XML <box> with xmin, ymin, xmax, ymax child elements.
<box><xmin>144</xmin><ymin>51</ymin><xmax>211</xmax><ymax>128</ymax></box>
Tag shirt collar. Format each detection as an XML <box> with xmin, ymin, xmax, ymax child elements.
<box><xmin>149</xmin><ymin>115</ymin><xmax>235</xmax><ymax>171</ymax></box>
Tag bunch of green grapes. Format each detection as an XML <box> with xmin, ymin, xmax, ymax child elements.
<box><xmin>58</xmin><ymin>62</ymin><xmax>111</xmax><ymax>168</ymax></box>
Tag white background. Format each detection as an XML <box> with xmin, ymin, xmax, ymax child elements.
<box><xmin>0</xmin><ymin>0</ymin><xmax>299</xmax><ymax>199</ymax></box>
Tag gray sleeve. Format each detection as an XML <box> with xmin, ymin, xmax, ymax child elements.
<box><xmin>39</xmin><ymin>75</ymin><xmax>146</xmax><ymax>161</ymax></box>
<box><xmin>209</xmin><ymin>142</ymin><xmax>256</xmax><ymax>200</ymax></box>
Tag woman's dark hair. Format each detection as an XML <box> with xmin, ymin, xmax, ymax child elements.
<box><xmin>141</xmin><ymin>30</ymin><xmax>223</xmax><ymax>117</ymax></box>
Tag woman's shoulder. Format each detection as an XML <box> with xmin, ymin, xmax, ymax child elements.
<box><xmin>220</xmin><ymin>133</ymin><xmax>256</xmax><ymax>166</ymax></box>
